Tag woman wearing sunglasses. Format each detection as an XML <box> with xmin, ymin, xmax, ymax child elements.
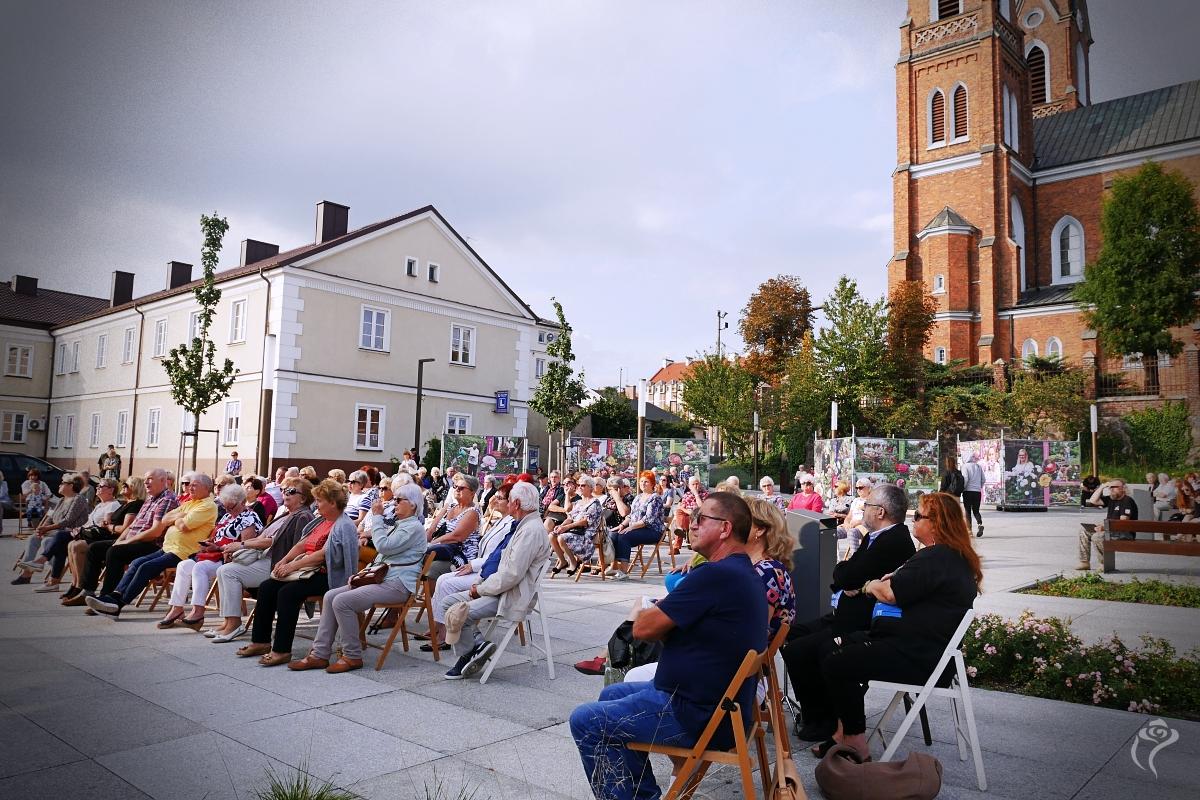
<box><xmin>423</xmin><ymin>474</ymin><xmax>481</xmax><ymax>583</ymax></box>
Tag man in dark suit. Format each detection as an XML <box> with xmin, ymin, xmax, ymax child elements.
<box><xmin>782</xmin><ymin>483</ymin><xmax>916</xmax><ymax>741</ymax></box>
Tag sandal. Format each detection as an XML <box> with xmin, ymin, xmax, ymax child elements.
<box><xmin>258</xmin><ymin>652</ymin><xmax>291</xmax><ymax>667</ymax></box>
<box><xmin>157</xmin><ymin>611</ymin><xmax>185</xmax><ymax>628</ymax></box>
<box><xmin>236</xmin><ymin>643</ymin><xmax>271</xmax><ymax>658</ymax></box>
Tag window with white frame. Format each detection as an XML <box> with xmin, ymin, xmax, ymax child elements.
<box><xmin>56</xmin><ymin>342</ymin><xmax>67</xmax><ymax>375</ymax></box>
<box><xmin>223</xmin><ymin>400</ymin><xmax>241</xmax><ymax>445</ymax></box>
<box><xmin>51</xmin><ymin>416</ymin><xmax>61</xmax><ymax>448</ymax></box>
<box><xmin>122</xmin><ymin>326</ymin><xmax>136</xmax><ymax>363</ymax></box>
<box><xmin>360</xmin><ymin>306</ymin><xmax>389</xmax><ymax>351</ymax></box>
<box><xmin>932</xmin><ymin>274</ymin><xmax>945</xmax><ymax>294</ymax></box>
<box><xmin>535</xmin><ymin>357</ymin><xmax>546</xmax><ymax>378</ymax></box>
<box><xmin>89</xmin><ymin>412</ymin><xmax>101</xmax><ymax>448</ymax></box>
<box><xmin>1046</xmin><ymin>337</ymin><xmax>1063</xmax><ymax>360</ymax></box>
<box><xmin>935</xmin><ymin>347</ymin><xmax>947</xmax><ymax>364</ymax></box>
<box><xmin>229</xmin><ymin>299</ymin><xmax>247</xmax><ymax>343</ymax></box>
<box><xmin>450</xmin><ymin>324</ymin><xmax>475</xmax><ymax>366</ymax></box>
<box><xmin>1051</xmin><ymin>216</ymin><xmax>1085</xmax><ymax>283</ymax></box>
<box><xmin>64</xmin><ymin>414</ymin><xmax>75</xmax><ymax>448</ymax></box>
<box><xmin>116</xmin><ymin>410</ymin><xmax>128</xmax><ymax>448</ymax></box>
<box><xmin>188</xmin><ymin>311</ymin><xmax>201</xmax><ymax>343</ymax></box>
<box><xmin>95</xmin><ymin>334</ymin><xmax>108</xmax><ymax>369</ymax></box>
<box><xmin>70</xmin><ymin>341</ymin><xmax>80</xmax><ymax>373</ymax></box>
<box><xmin>153</xmin><ymin>318</ymin><xmax>167</xmax><ymax>357</ymax></box>
<box><xmin>446</xmin><ymin>413</ymin><xmax>470</xmax><ymax>435</ymax></box>
<box><xmin>1021</xmin><ymin>339</ymin><xmax>1039</xmax><ymax>360</ymax></box>
<box><xmin>147</xmin><ymin>407</ymin><xmax>161</xmax><ymax>447</ymax></box>
<box><xmin>1027</xmin><ymin>42</ymin><xmax>1048</xmax><ymax>105</ymax></box>
<box><xmin>928</xmin><ymin>88</ymin><xmax>947</xmax><ymax>147</ymax></box>
<box><xmin>406</xmin><ymin>257</ymin><xmax>418</xmax><ymax>277</ymax></box>
<box><xmin>537</xmin><ymin>331</ymin><xmax>546</xmax><ymax>344</ymax></box>
<box><xmin>5</xmin><ymin>344</ymin><xmax>32</xmax><ymax>378</ymax></box>
<box><xmin>355</xmin><ymin>404</ymin><xmax>384</xmax><ymax>450</ymax></box>
<box><xmin>427</xmin><ymin>262</ymin><xmax>440</xmax><ymax>283</ymax></box>
<box><xmin>1010</xmin><ymin>195</ymin><xmax>1027</xmax><ymax>290</ymax></box>
<box><xmin>0</xmin><ymin>411</ymin><xmax>27</xmax><ymax>444</ymax></box>
<box><xmin>932</xmin><ymin>0</ymin><xmax>961</xmax><ymax>20</ymax></box>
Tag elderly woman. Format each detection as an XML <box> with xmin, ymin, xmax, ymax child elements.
<box><xmin>345</xmin><ymin>470</ymin><xmax>370</xmax><ymax>521</ymax></box>
<box><xmin>838</xmin><ymin>478</ymin><xmax>874</xmax><ymax>559</ymax></box>
<box><xmin>159</xmin><ymin>483</ymin><xmax>263</xmax><ymax>631</ymax></box>
<box><xmin>13</xmin><ymin>473</ymin><xmax>90</xmax><ymax>586</ymax></box>
<box><xmin>759</xmin><ymin>476</ymin><xmax>789</xmax><ymax>511</ymax></box>
<box><xmin>237</xmin><ymin>479</ymin><xmax>358</xmax><ymax>665</ymax></box>
<box><xmin>327</xmin><ymin>468</ymin><xmax>347</xmax><ymax>485</ymax></box>
<box><xmin>608</xmin><ymin>471</ymin><xmax>665</xmax><ymax>581</ymax></box>
<box><xmin>289</xmin><ymin>482</ymin><xmax>429</xmax><ymax>673</ymax></box>
<box><xmin>826</xmin><ymin>480</ymin><xmax>853</xmax><ymax>522</ymax></box>
<box><xmin>1153</xmin><ymin>473</ymin><xmax>1178</xmax><ymax>521</ymax></box>
<box><xmin>61</xmin><ymin>477</ymin><xmax>146</xmax><ymax>603</ymax></box>
<box><xmin>21</xmin><ymin>469</ymin><xmax>53</xmax><ymax>527</ymax></box>
<box><xmin>813</xmin><ymin>492</ymin><xmax>982</xmax><ymax>761</ymax></box>
<box><xmin>22</xmin><ymin>477</ymin><xmax>119</xmax><ymax>592</ymax></box>
<box><xmin>672</xmin><ymin>475</ymin><xmax>707</xmax><ymax>554</ymax></box>
<box><xmin>430</xmin><ymin>467</ymin><xmax>449</xmax><ymax>505</ymax></box>
<box><xmin>787</xmin><ymin>478</ymin><xmax>825</xmax><ymax>512</ymax></box>
<box><xmin>424</xmin><ymin>474</ymin><xmax>481</xmax><ymax>583</ymax></box>
<box><xmin>209</xmin><ymin>478</ymin><xmax>315</xmax><ymax>642</ymax></box>
<box><xmin>550</xmin><ymin>476</ymin><xmax>604</xmax><ymax>575</ymax></box>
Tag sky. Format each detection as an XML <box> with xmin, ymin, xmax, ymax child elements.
<box><xmin>3</xmin><ymin>0</ymin><xmax>1199</xmax><ymax>389</ymax></box>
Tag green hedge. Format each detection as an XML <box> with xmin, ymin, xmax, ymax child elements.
<box><xmin>1124</xmin><ymin>402</ymin><xmax>1192</xmax><ymax>467</ymax></box>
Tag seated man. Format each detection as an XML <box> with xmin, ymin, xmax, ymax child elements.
<box><xmin>86</xmin><ymin>473</ymin><xmax>217</xmax><ymax>618</ymax></box>
<box><xmin>781</xmin><ymin>483</ymin><xmax>915</xmax><ymax>741</ymax></box>
<box><xmin>569</xmin><ymin>492</ymin><xmax>766</xmax><ymax>800</ymax></box>
<box><xmin>1078</xmin><ymin>479</ymin><xmax>1137</xmax><ymax>570</ymax></box>
<box><xmin>441</xmin><ymin>481</ymin><xmax>551</xmax><ymax>679</ymax></box>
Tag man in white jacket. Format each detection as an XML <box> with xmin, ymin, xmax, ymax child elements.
<box><xmin>442</xmin><ymin>480</ymin><xmax>550</xmax><ymax>679</ymax></box>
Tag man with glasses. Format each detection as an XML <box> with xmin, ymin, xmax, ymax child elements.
<box><xmin>781</xmin><ymin>483</ymin><xmax>916</xmax><ymax>742</ymax></box>
<box><xmin>570</xmin><ymin>491</ymin><xmax>766</xmax><ymax>800</ymax></box>
<box><xmin>541</xmin><ymin>471</ymin><xmax>573</xmax><ymax>534</ymax></box>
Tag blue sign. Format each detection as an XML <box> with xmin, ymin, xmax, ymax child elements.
<box><xmin>494</xmin><ymin>391</ymin><xmax>509</xmax><ymax>414</ymax></box>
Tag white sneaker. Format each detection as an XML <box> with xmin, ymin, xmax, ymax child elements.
<box><xmin>612</xmin><ymin>570</ymin><xmax>628</xmax><ymax>581</ymax></box>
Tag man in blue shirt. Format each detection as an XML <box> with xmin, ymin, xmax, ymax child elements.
<box><xmin>570</xmin><ymin>491</ymin><xmax>766</xmax><ymax>800</ymax></box>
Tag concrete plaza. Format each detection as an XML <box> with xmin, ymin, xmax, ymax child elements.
<box><xmin>1</xmin><ymin>506</ymin><xmax>1197</xmax><ymax>800</ymax></box>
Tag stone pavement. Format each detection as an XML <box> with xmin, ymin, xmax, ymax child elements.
<box><xmin>2</xmin><ymin>507</ymin><xmax>1198</xmax><ymax>800</ymax></box>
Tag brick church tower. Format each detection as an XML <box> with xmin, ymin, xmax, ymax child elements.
<box><xmin>889</xmin><ymin>0</ymin><xmax>1093</xmax><ymax>366</ymax></box>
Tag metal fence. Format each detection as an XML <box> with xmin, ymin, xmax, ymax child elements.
<box><xmin>1096</xmin><ymin>350</ymin><xmax>1197</xmax><ymax>399</ymax></box>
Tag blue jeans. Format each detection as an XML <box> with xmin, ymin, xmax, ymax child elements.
<box><xmin>614</xmin><ymin>528</ymin><xmax>661</xmax><ymax>563</ymax></box>
<box><xmin>570</xmin><ymin>681</ymin><xmax>694</xmax><ymax>800</ymax></box>
<box><xmin>113</xmin><ymin>549</ymin><xmax>180</xmax><ymax>605</ymax></box>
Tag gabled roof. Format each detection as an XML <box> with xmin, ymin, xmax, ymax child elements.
<box><xmin>648</xmin><ymin>361</ymin><xmax>693</xmax><ymax>384</ymax></box>
<box><xmin>1033</xmin><ymin>79</ymin><xmax>1200</xmax><ymax>170</ymax></box>
<box><xmin>627</xmin><ymin>399</ymin><xmax>687</xmax><ymax>425</ymax></box>
<box><xmin>0</xmin><ymin>281</ymin><xmax>109</xmax><ymax>330</ymax></box>
<box><xmin>921</xmin><ymin>206</ymin><xmax>975</xmax><ymax>232</ymax></box>
<box><xmin>59</xmin><ymin>205</ymin><xmax>540</xmax><ymax>328</ymax></box>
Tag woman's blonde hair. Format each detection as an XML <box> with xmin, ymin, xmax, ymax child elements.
<box><xmin>123</xmin><ymin>475</ymin><xmax>147</xmax><ymax>501</ymax></box>
<box><xmin>747</xmin><ymin>497</ymin><xmax>797</xmax><ymax>569</ymax></box>
<box><xmin>327</xmin><ymin>468</ymin><xmax>347</xmax><ymax>483</ymax></box>
<box><xmin>313</xmin><ymin>478</ymin><xmax>348</xmax><ymax>511</ymax></box>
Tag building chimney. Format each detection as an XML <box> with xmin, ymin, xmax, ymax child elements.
<box><xmin>240</xmin><ymin>239</ymin><xmax>280</xmax><ymax>267</ymax></box>
<box><xmin>166</xmin><ymin>261</ymin><xmax>193</xmax><ymax>290</ymax></box>
<box><xmin>662</xmin><ymin>358</ymin><xmax>674</xmax><ymax>369</ymax></box>
<box><xmin>315</xmin><ymin>201</ymin><xmax>350</xmax><ymax>243</ymax></box>
<box><xmin>110</xmin><ymin>271</ymin><xmax>135</xmax><ymax>307</ymax></box>
<box><xmin>13</xmin><ymin>275</ymin><xmax>37</xmax><ymax>296</ymax></box>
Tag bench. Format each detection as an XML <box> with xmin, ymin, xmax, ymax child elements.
<box><xmin>1102</xmin><ymin>519</ymin><xmax>1200</xmax><ymax>573</ymax></box>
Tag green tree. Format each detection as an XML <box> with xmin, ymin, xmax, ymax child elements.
<box><xmin>993</xmin><ymin>369</ymin><xmax>1090</xmax><ymax>438</ymax></box>
<box><xmin>886</xmin><ymin>279</ymin><xmax>937</xmax><ymax>397</ymax></box>
<box><xmin>812</xmin><ymin>277</ymin><xmax>890</xmax><ymax>433</ymax></box>
<box><xmin>680</xmin><ymin>354</ymin><xmax>756</xmax><ymax>458</ymax></box>
<box><xmin>529</xmin><ymin>299</ymin><xmax>588</xmax><ymax>471</ymax></box>
<box><xmin>162</xmin><ymin>213</ymin><xmax>238</xmax><ymax>469</ymax></box>
<box><xmin>649</xmin><ymin>419</ymin><xmax>696</xmax><ymax>439</ymax></box>
<box><xmin>776</xmin><ymin>330</ymin><xmax>828</xmax><ymax>466</ymax></box>
<box><xmin>1075</xmin><ymin>162</ymin><xmax>1200</xmax><ymax>377</ymax></box>
<box><xmin>588</xmin><ymin>386</ymin><xmax>637</xmax><ymax>438</ymax></box>
<box><xmin>738</xmin><ymin>275</ymin><xmax>814</xmax><ymax>384</ymax></box>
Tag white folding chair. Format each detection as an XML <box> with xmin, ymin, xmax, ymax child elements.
<box><xmin>867</xmin><ymin>608</ymin><xmax>986</xmax><ymax>791</ymax></box>
<box><xmin>477</xmin><ymin>560</ymin><xmax>556</xmax><ymax>685</ymax></box>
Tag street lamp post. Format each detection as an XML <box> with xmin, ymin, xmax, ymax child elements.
<box><xmin>716</xmin><ymin>310</ymin><xmax>729</xmax><ymax>357</ymax></box>
<box><xmin>414</xmin><ymin>357</ymin><xmax>436</xmax><ymax>460</ymax></box>
<box><xmin>637</xmin><ymin>379</ymin><xmax>648</xmax><ymax>474</ymax></box>
<box><xmin>752</xmin><ymin>410</ymin><xmax>760</xmax><ymax>486</ymax></box>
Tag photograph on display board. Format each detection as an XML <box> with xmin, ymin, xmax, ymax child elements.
<box><xmin>855</xmin><ymin>438</ymin><xmax>899</xmax><ymax>474</ymax></box>
<box><xmin>645</xmin><ymin>438</ymin><xmax>710</xmax><ymax>486</ymax></box>
<box><xmin>568</xmin><ymin>437</ymin><xmax>612</xmax><ymax>474</ymax></box>
<box><xmin>606</xmin><ymin>439</ymin><xmax>641</xmax><ymax>477</ymax></box>
<box><xmin>815</xmin><ymin>437</ymin><xmax>855</xmax><ymax>500</ymax></box>
<box><xmin>443</xmin><ymin>434</ymin><xmax>526</xmax><ymax>483</ymax></box>
<box><xmin>1045</xmin><ymin>440</ymin><xmax>1084</xmax><ymax>506</ymax></box>
<box><xmin>528</xmin><ymin>446</ymin><xmax>541</xmax><ymax>473</ymax></box>
<box><xmin>900</xmin><ymin>439</ymin><xmax>940</xmax><ymax>497</ymax></box>
<box><xmin>1003</xmin><ymin>439</ymin><xmax>1049</xmax><ymax>507</ymax></box>
<box><xmin>957</xmin><ymin>439</ymin><xmax>1005</xmax><ymax>505</ymax></box>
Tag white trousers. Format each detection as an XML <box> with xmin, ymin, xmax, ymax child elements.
<box><xmin>169</xmin><ymin>558</ymin><xmax>221</xmax><ymax>608</ymax></box>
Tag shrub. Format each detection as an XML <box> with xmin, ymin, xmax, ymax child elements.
<box><xmin>1124</xmin><ymin>402</ymin><xmax>1192</xmax><ymax>467</ymax></box>
<box><xmin>964</xmin><ymin>611</ymin><xmax>1200</xmax><ymax>719</ymax></box>
<box><xmin>1020</xmin><ymin>574</ymin><xmax>1200</xmax><ymax>608</ymax></box>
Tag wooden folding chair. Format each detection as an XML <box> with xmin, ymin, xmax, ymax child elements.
<box><xmin>573</xmin><ymin>530</ymin><xmax>609</xmax><ymax>582</ymax></box>
<box><xmin>136</xmin><ymin>567</ymin><xmax>175</xmax><ymax>612</ymax></box>
<box><xmin>627</xmin><ymin>648</ymin><xmax>772</xmax><ymax>800</ymax></box>
<box><xmin>360</xmin><ymin>552</ymin><xmax>440</xmax><ymax>669</ymax></box>
<box><xmin>630</xmin><ymin>536</ymin><xmax>664</xmax><ymax>578</ymax></box>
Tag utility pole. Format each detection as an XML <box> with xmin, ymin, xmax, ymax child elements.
<box><xmin>716</xmin><ymin>310</ymin><xmax>729</xmax><ymax>357</ymax></box>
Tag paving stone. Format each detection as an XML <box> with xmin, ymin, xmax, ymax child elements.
<box><xmin>55</xmin><ymin>644</ymin><xmax>212</xmax><ymax>691</ymax></box>
<box><xmin>411</xmin><ymin>677</ymin><xmax>575</xmax><ymax>729</ymax></box>
<box><xmin>0</xmin><ymin>707</ymin><xmax>85</xmax><ymax>779</ymax></box>
<box><xmin>0</xmin><ymin>758</ymin><xmax>151</xmax><ymax>800</ymax></box>
<box><xmin>458</xmin><ymin>729</ymin><xmax>596</xmax><ymax>800</ymax></box>
<box><xmin>137</xmin><ymin>672</ymin><xmax>309</xmax><ymax>727</ymax></box>
<box><xmin>353</xmin><ymin>757</ymin><xmax>578</xmax><ymax>800</ymax></box>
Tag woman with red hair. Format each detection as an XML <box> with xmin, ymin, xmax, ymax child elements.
<box><xmin>607</xmin><ymin>471</ymin><xmax>664</xmax><ymax>580</ymax></box>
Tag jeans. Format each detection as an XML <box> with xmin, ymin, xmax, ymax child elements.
<box><xmin>570</xmin><ymin>681</ymin><xmax>693</xmax><ymax>800</ymax></box>
<box><xmin>113</xmin><ymin>549</ymin><xmax>181</xmax><ymax>605</ymax></box>
<box><xmin>251</xmin><ymin>574</ymin><xmax>330</xmax><ymax>653</ymax></box>
<box><xmin>962</xmin><ymin>491</ymin><xmax>983</xmax><ymax>525</ymax></box>
<box><xmin>86</xmin><ymin>539</ymin><xmax>158</xmax><ymax>594</ymax></box>
<box><xmin>613</xmin><ymin>528</ymin><xmax>661</xmax><ymax>563</ymax></box>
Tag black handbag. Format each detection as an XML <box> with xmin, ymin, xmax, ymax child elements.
<box><xmin>606</xmin><ymin>620</ymin><xmax>663</xmax><ymax>670</ymax></box>
<box><xmin>76</xmin><ymin>525</ymin><xmax>113</xmax><ymax>544</ymax></box>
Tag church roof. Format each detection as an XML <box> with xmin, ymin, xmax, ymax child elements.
<box><xmin>1007</xmin><ymin>285</ymin><xmax>1078</xmax><ymax>310</ymax></box>
<box><xmin>921</xmin><ymin>206</ymin><xmax>974</xmax><ymax>232</ymax></box>
<box><xmin>1033</xmin><ymin>79</ymin><xmax>1200</xmax><ymax>170</ymax></box>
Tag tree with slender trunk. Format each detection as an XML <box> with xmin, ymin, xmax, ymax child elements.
<box><xmin>529</xmin><ymin>299</ymin><xmax>588</xmax><ymax>472</ymax></box>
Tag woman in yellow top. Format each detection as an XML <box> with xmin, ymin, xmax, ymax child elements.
<box><xmin>86</xmin><ymin>472</ymin><xmax>217</xmax><ymax>619</ymax></box>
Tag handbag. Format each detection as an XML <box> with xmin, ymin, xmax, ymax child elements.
<box><xmin>815</xmin><ymin>744</ymin><xmax>942</xmax><ymax>800</ymax></box>
<box><xmin>76</xmin><ymin>525</ymin><xmax>113</xmax><ymax>544</ymax></box>
<box><xmin>278</xmin><ymin>566</ymin><xmax>320</xmax><ymax>582</ymax></box>
<box><xmin>349</xmin><ymin>561</ymin><xmax>390</xmax><ymax>588</ymax></box>
<box><xmin>230</xmin><ymin>547</ymin><xmax>262</xmax><ymax>566</ymax></box>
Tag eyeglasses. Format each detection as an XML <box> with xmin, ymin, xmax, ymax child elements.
<box><xmin>913</xmin><ymin>511</ymin><xmax>928</xmax><ymax>521</ymax></box>
<box><xmin>349</xmin><ymin>479</ymin><xmax>362</xmax><ymax>485</ymax></box>
<box><xmin>857</xmin><ymin>486</ymin><xmax>870</xmax><ymax>491</ymax></box>
<box><xmin>863</xmin><ymin>502</ymin><xmax>881</xmax><ymax>509</ymax></box>
<box><xmin>283</xmin><ymin>488</ymin><xmax>302</xmax><ymax>497</ymax></box>
<box><xmin>180</xmin><ymin>481</ymin><xmax>191</xmax><ymax>487</ymax></box>
<box><xmin>694</xmin><ymin>512</ymin><xmax>728</xmax><ymax>526</ymax></box>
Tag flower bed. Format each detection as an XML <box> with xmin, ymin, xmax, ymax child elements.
<box><xmin>964</xmin><ymin>611</ymin><xmax>1200</xmax><ymax>720</ymax></box>
<box><xmin>1019</xmin><ymin>574</ymin><xmax>1200</xmax><ymax>608</ymax></box>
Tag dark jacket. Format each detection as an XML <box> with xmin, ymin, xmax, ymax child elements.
<box><xmin>829</xmin><ymin>522</ymin><xmax>916</xmax><ymax>635</ymax></box>
<box><xmin>267</xmin><ymin>508</ymin><xmax>316</xmax><ymax>566</ymax></box>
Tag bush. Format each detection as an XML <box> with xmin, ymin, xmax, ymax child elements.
<box><xmin>1124</xmin><ymin>402</ymin><xmax>1192</xmax><ymax>467</ymax></box>
<box><xmin>1020</xmin><ymin>574</ymin><xmax>1200</xmax><ymax>608</ymax></box>
<box><xmin>964</xmin><ymin>611</ymin><xmax>1200</xmax><ymax>719</ymax></box>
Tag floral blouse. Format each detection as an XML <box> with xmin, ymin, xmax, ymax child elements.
<box><xmin>628</xmin><ymin>492</ymin><xmax>665</xmax><ymax>535</ymax></box>
<box><xmin>568</xmin><ymin>496</ymin><xmax>605</xmax><ymax>536</ymax></box>
<box><xmin>196</xmin><ymin>508</ymin><xmax>263</xmax><ymax>562</ymax></box>
<box><xmin>755</xmin><ymin>558</ymin><xmax>796</xmax><ymax>639</ymax></box>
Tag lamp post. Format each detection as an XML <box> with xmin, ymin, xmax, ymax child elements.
<box><xmin>752</xmin><ymin>410</ymin><xmax>760</xmax><ymax>486</ymax></box>
<box><xmin>1090</xmin><ymin>403</ymin><xmax>1098</xmax><ymax>478</ymax></box>
<box><xmin>716</xmin><ymin>310</ymin><xmax>729</xmax><ymax>357</ymax></box>
<box><xmin>414</xmin><ymin>357</ymin><xmax>436</xmax><ymax>460</ymax></box>
<box><xmin>637</xmin><ymin>379</ymin><xmax>648</xmax><ymax>474</ymax></box>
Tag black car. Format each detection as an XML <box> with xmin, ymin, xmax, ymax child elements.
<box><xmin>0</xmin><ymin>452</ymin><xmax>98</xmax><ymax>517</ymax></box>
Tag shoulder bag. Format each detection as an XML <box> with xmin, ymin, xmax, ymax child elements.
<box><xmin>278</xmin><ymin>566</ymin><xmax>320</xmax><ymax>582</ymax></box>
<box><xmin>230</xmin><ymin>547</ymin><xmax>263</xmax><ymax>566</ymax></box>
<box><xmin>815</xmin><ymin>744</ymin><xmax>942</xmax><ymax>800</ymax></box>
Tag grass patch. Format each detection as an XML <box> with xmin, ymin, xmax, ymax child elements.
<box><xmin>1020</xmin><ymin>573</ymin><xmax>1200</xmax><ymax>607</ymax></box>
<box><xmin>255</xmin><ymin>766</ymin><xmax>360</xmax><ymax>800</ymax></box>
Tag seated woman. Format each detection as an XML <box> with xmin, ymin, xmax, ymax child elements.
<box><xmin>550</xmin><ymin>476</ymin><xmax>603</xmax><ymax>575</ymax></box>
<box><xmin>758</xmin><ymin>476</ymin><xmax>789</xmax><ymax>511</ymax></box>
<box><xmin>607</xmin><ymin>471</ymin><xmax>664</xmax><ymax>581</ymax></box>
<box><xmin>235</xmin><ymin>478</ymin><xmax>358</xmax><ymax>665</ymax></box>
<box><xmin>244</xmin><ymin>476</ymin><xmax>277</xmax><ymax>526</ymax></box>
<box><xmin>209</xmin><ymin>478</ymin><xmax>315</xmax><ymax>642</ymax></box>
<box><xmin>814</xmin><ymin>491</ymin><xmax>982</xmax><ymax>761</ymax></box>
<box><xmin>13</xmin><ymin>474</ymin><xmax>90</xmax><ymax>586</ymax></box>
<box><xmin>826</xmin><ymin>480</ymin><xmax>853</xmax><ymax>523</ymax></box>
<box><xmin>423</xmin><ymin>475</ymin><xmax>481</xmax><ymax>584</ymax></box>
<box><xmin>61</xmin><ymin>477</ymin><xmax>146</xmax><ymax>604</ymax></box>
<box><xmin>21</xmin><ymin>469</ymin><xmax>53</xmax><ymax>528</ymax></box>
<box><xmin>671</xmin><ymin>476</ymin><xmax>706</xmax><ymax>555</ymax></box>
<box><xmin>290</xmin><ymin>482</ymin><xmax>429</xmax><ymax>673</ymax></box>
<box><xmin>159</xmin><ymin>483</ymin><xmax>263</xmax><ymax>631</ymax></box>
<box><xmin>23</xmin><ymin>477</ymin><xmax>120</xmax><ymax>593</ymax></box>
<box><xmin>787</xmin><ymin>478</ymin><xmax>824</xmax><ymax>512</ymax></box>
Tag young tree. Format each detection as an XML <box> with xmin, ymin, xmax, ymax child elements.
<box><xmin>529</xmin><ymin>299</ymin><xmax>588</xmax><ymax>471</ymax></box>
<box><xmin>162</xmin><ymin>213</ymin><xmax>238</xmax><ymax>469</ymax></box>
<box><xmin>680</xmin><ymin>354</ymin><xmax>756</xmax><ymax>458</ymax></box>
<box><xmin>738</xmin><ymin>275</ymin><xmax>814</xmax><ymax>384</ymax></box>
<box><xmin>812</xmin><ymin>276</ymin><xmax>890</xmax><ymax>433</ymax></box>
<box><xmin>588</xmin><ymin>386</ymin><xmax>637</xmax><ymax>438</ymax></box>
<box><xmin>776</xmin><ymin>330</ymin><xmax>829</xmax><ymax>467</ymax></box>
<box><xmin>1075</xmin><ymin>162</ymin><xmax>1200</xmax><ymax>387</ymax></box>
<box><xmin>886</xmin><ymin>280</ymin><xmax>937</xmax><ymax>397</ymax></box>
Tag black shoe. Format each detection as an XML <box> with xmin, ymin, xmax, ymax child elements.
<box><xmin>60</xmin><ymin>586</ymin><xmax>82</xmax><ymax>600</ymax></box>
<box><xmin>461</xmin><ymin>640</ymin><xmax>496</xmax><ymax>678</ymax></box>
<box><xmin>85</xmin><ymin>594</ymin><xmax>121</xmax><ymax>616</ymax></box>
<box><xmin>810</xmin><ymin>737</ymin><xmax>838</xmax><ymax>758</ymax></box>
<box><xmin>304</xmin><ymin>601</ymin><xmax>316</xmax><ymax>619</ymax></box>
<box><xmin>794</xmin><ymin>718</ymin><xmax>836</xmax><ymax>742</ymax></box>
<box><xmin>444</xmin><ymin>645</ymin><xmax>480</xmax><ymax>680</ymax></box>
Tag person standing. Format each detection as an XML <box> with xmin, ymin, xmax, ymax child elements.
<box><xmin>224</xmin><ymin>452</ymin><xmax>243</xmax><ymax>479</ymax></box>
<box><xmin>98</xmin><ymin>445</ymin><xmax>122</xmax><ymax>481</ymax></box>
<box><xmin>961</xmin><ymin>452</ymin><xmax>985</xmax><ymax>538</ymax></box>
<box><xmin>793</xmin><ymin>463</ymin><xmax>815</xmax><ymax>492</ymax></box>
<box><xmin>939</xmin><ymin>456</ymin><xmax>965</xmax><ymax>499</ymax></box>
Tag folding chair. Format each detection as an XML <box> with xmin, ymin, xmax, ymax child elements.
<box><xmin>477</xmin><ymin>560</ymin><xmax>555</xmax><ymax>685</ymax></box>
<box><xmin>867</xmin><ymin>608</ymin><xmax>986</xmax><ymax>791</ymax></box>
<box><xmin>360</xmin><ymin>552</ymin><xmax>440</xmax><ymax>669</ymax></box>
<box><xmin>760</xmin><ymin>624</ymin><xmax>807</xmax><ymax>799</ymax></box>
<box><xmin>630</xmin><ymin>536</ymin><xmax>664</xmax><ymax>578</ymax></box>
<box><xmin>573</xmin><ymin>530</ymin><xmax>609</xmax><ymax>582</ymax></box>
<box><xmin>627</xmin><ymin>648</ymin><xmax>772</xmax><ymax>800</ymax></box>
<box><xmin>136</xmin><ymin>567</ymin><xmax>175</xmax><ymax>612</ymax></box>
